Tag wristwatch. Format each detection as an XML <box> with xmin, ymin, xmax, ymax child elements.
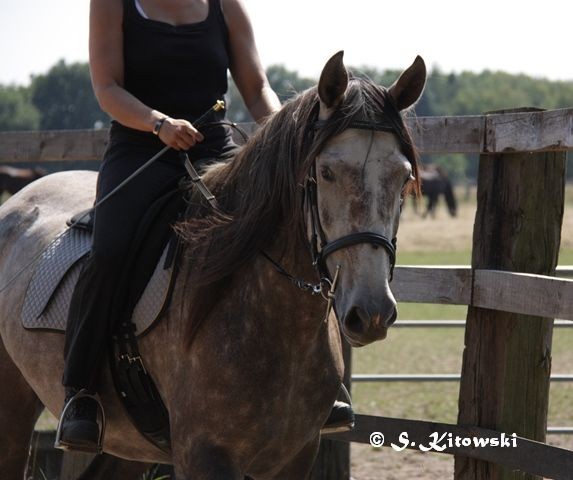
<box><xmin>153</xmin><ymin>117</ymin><xmax>167</xmax><ymax>136</ymax></box>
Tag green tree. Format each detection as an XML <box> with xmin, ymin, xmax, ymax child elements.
<box><xmin>0</xmin><ymin>85</ymin><xmax>40</xmax><ymax>131</ymax></box>
<box><xmin>226</xmin><ymin>65</ymin><xmax>315</xmax><ymax>122</ymax></box>
<box><xmin>30</xmin><ymin>60</ymin><xmax>108</xmax><ymax>130</ymax></box>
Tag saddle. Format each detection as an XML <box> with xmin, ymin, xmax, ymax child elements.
<box><xmin>21</xmin><ymin>189</ymin><xmax>183</xmax><ymax>335</ymax></box>
<box><xmin>21</xmin><ymin>185</ymin><xmax>188</xmax><ymax>453</ymax></box>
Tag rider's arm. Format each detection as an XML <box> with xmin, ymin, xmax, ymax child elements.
<box><xmin>89</xmin><ymin>0</ymin><xmax>203</xmax><ymax>150</ymax></box>
<box><xmin>222</xmin><ymin>0</ymin><xmax>281</xmax><ymax>123</ymax></box>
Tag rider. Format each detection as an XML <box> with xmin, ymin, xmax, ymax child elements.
<box><xmin>58</xmin><ymin>0</ymin><xmax>353</xmax><ymax>451</ymax></box>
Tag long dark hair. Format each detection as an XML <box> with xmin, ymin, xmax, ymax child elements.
<box><xmin>175</xmin><ymin>77</ymin><xmax>421</xmax><ymax>343</ymax></box>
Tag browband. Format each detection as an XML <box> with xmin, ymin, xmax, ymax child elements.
<box><xmin>312</xmin><ymin>119</ymin><xmax>397</xmax><ymax>133</ymax></box>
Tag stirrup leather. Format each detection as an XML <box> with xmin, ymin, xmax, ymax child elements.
<box><xmin>54</xmin><ymin>389</ymin><xmax>106</xmax><ymax>454</ymax></box>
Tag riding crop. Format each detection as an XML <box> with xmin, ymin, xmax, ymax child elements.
<box><xmin>0</xmin><ymin>100</ymin><xmax>225</xmax><ymax>293</ymax></box>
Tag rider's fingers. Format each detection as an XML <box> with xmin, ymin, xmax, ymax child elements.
<box><xmin>185</xmin><ymin>127</ymin><xmax>204</xmax><ymax>143</ymax></box>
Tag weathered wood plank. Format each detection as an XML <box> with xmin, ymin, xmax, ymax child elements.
<box><xmin>0</xmin><ymin>126</ymin><xmax>252</xmax><ymax>163</ymax></box>
<box><xmin>1</xmin><ymin>108</ymin><xmax>572</xmax><ymax>163</ymax></box>
<box><xmin>485</xmin><ymin>108</ymin><xmax>573</xmax><ymax>153</ymax></box>
<box><xmin>392</xmin><ymin>265</ymin><xmax>573</xmax><ymax>320</ymax></box>
<box><xmin>473</xmin><ymin>270</ymin><xmax>573</xmax><ymax>320</ymax></box>
<box><xmin>325</xmin><ymin>415</ymin><xmax>573</xmax><ymax>480</ymax></box>
<box><xmin>392</xmin><ymin>266</ymin><xmax>472</xmax><ymax>305</ymax></box>
<box><xmin>405</xmin><ymin>115</ymin><xmax>484</xmax><ymax>154</ymax></box>
<box><xmin>456</xmin><ymin>131</ymin><xmax>565</xmax><ymax>480</ymax></box>
<box><xmin>0</xmin><ymin>129</ymin><xmax>108</xmax><ymax>162</ymax></box>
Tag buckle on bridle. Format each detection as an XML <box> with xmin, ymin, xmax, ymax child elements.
<box><xmin>322</xmin><ymin>265</ymin><xmax>341</xmax><ymax>322</ymax></box>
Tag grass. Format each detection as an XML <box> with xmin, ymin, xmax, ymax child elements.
<box><xmin>348</xmin><ymin>187</ymin><xmax>573</xmax><ymax>477</ymax></box>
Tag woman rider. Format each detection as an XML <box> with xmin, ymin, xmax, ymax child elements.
<box><xmin>57</xmin><ymin>0</ymin><xmax>353</xmax><ymax>451</ymax></box>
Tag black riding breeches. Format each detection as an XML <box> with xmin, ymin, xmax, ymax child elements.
<box><xmin>63</xmin><ymin>123</ymin><xmax>236</xmax><ymax>390</ymax></box>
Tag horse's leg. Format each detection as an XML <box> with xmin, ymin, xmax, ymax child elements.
<box><xmin>427</xmin><ymin>194</ymin><xmax>436</xmax><ymax>219</ymax></box>
<box><xmin>77</xmin><ymin>453</ymin><xmax>153</xmax><ymax>480</ymax></box>
<box><xmin>0</xmin><ymin>337</ymin><xmax>44</xmax><ymax>477</ymax></box>
<box><xmin>268</xmin><ymin>437</ymin><xmax>320</xmax><ymax>480</ymax></box>
<box><xmin>422</xmin><ymin>195</ymin><xmax>430</xmax><ymax>218</ymax></box>
<box><xmin>173</xmin><ymin>442</ymin><xmax>241</xmax><ymax>480</ymax></box>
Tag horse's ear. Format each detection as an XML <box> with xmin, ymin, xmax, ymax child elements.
<box><xmin>318</xmin><ymin>51</ymin><xmax>349</xmax><ymax>120</ymax></box>
<box><xmin>388</xmin><ymin>56</ymin><xmax>426</xmax><ymax>111</ymax></box>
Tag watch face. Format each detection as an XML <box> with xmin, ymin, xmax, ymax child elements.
<box><xmin>153</xmin><ymin>118</ymin><xmax>165</xmax><ymax>135</ymax></box>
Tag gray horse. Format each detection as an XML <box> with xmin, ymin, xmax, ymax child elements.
<box><xmin>0</xmin><ymin>52</ymin><xmax>425</xmax><ymax>479</ymax></box>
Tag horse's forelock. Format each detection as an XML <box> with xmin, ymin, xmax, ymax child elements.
<box><xmin>176</xmin><ymin>77</ymin><xmax>421</xmax><ymax>346</ymax></box>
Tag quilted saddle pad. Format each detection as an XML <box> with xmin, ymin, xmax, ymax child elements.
<box><xmin>21</xmin><ymin>227</ymin><xmax>173</xmax><ymax>336</ymax></box>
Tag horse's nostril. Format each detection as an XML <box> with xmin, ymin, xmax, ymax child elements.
<box><xmin>345</xmin><ymin>307</ymin><xmax>368</xmax><ymax>336</ymax></box>
<box><xmin>385</xmin><ymin>307</ymin><xmax>398</xmax><ymax>327</ymax></box>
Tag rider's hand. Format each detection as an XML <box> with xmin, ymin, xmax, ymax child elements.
<box><xmin>157</xmin><ymin>118</ymin><xmax>204</xmax><ymax>150</ymax></box>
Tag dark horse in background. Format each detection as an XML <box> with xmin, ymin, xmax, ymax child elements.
<box><xmin>413</xmin><ymin>163</ymin><xmax>457</xmax><ymax>218</ymax></box>
<box><xmin>0</xmin><ymin>166</ymin><xmax>47</xmax><ymax>197</ymax></box>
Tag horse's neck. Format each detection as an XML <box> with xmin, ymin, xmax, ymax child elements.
<box><xmin>252</xmin><ymin>242</ymin><xmax>326</xmax><ymax>336</ymax></box>
<box><xmin>178</xmin><ymin>237</ymin><xmax>329</xmax><ymax>347</ymax></box>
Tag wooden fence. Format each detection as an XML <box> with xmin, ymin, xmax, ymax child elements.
<box><xmin>2</xmin><ymin>106</ymin><xmax>573</xmax><ymax>479</ymax></box>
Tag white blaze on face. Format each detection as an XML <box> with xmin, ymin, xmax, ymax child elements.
<box><xmin>315</xmin><ymin>129</ymin><xmax>410</xmax><ymax>245</ymax></box>
<box><xmin>313</xmin><ymin>128</ymin><xmax>411</xmax><ymax>328</ymax></box>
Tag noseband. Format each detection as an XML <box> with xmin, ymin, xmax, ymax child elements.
<box><xmin>306</xmin><ymin>118</ymin><xmax>399</xmax><ymax>284</ymax></box>
<box><xmin>261</xmin><ymin>115</ymin><xmax>403</xmax><ymax>307</ymax></box>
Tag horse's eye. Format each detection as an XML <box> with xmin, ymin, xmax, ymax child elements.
<box><xmin>320</xmin><ymin>166</ymin><xmax>335</xmax><ymax>182</ymax></box>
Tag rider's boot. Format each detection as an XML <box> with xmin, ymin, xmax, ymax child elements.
<box><xmin>321</xmin><ymin>400</ymin><xmax>355</xmax><ymax>434</ymax></box>
<box><xmin>55</xmin><ymin>387</ymin><xmax>101</xmax><ymax>453</ymax></box>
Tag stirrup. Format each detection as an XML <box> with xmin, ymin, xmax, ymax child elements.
<box><xmin>320</xmin><ymin>384</ymin><xmax>355</xmax><ymax>435</ymax></box>
<box><xmin>340</xmin><ymin>383</ymin><xmax>352</xmax><ymax>405</ymax></box>
<box><xmin>54</xmin><ymin>388</ymin><xmax>106</xmax><ymax>454</ymax></box>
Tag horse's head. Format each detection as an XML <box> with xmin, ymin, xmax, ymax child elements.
<box><xmin>309</xmin><ymin>52</ymin><xmax>426</xmax><ymax>347</ymax></box>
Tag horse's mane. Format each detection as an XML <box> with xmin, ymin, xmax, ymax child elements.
<box><xmin>175</xmin><ymin>76</ymin><xmax>420</xmax><ymax>332</ymax></box>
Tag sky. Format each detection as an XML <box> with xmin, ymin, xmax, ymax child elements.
<box><xmin>0</xmin><ymin>0</ymin><xmax>572</xmax><ymax>86</ymax></box>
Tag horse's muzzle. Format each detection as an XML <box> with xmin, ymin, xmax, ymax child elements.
<box><xmin>341</xmin><ymin>303</ymin><xmax>397</xmax><ymax>347</ymax></box>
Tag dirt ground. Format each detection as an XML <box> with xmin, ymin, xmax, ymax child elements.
<box><xmin>350</xmin><ymin>436</ymin><xmax>573</xmax><ymax>480</ymax></box>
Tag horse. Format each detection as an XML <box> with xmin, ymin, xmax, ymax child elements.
<box><xmin>0</xmin><ymin>51</ymin><xmax>425</xmax><ymax>479</ymax></box>
<box><xmin>413</xmin><ymin>163</ymin><xmax>457</xmax><ymax>218</ymax></box>
<box><xmin>0</xmin><ymin>165</ymin><xmax>47</xmax><ymax>197</ymax></box>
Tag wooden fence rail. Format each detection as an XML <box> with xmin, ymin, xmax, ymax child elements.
<box><xmin>1</xmin><ymin>107</ymin><xmax>572</xmax><ymax>163</ymax></box>
<box><xmin>392</xmin><ymin>266</ymin><xmax>573</xmax><ymax>320</ymax></box>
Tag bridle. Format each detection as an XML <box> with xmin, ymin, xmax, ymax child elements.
<box><xmin>263</xmin><ymin>115</ymin><xmax>402</xmax><ymax>308</ymax></box>
<box><xmin>305</xmin><ymin>118</ymin><xmax>399</xmax><ymax>284</ymax></box>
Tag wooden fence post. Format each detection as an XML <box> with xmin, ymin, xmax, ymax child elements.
<box><xmin>455</xmin><ymin>108</ymin><xmax>566</xmax><ymax>480</ymax></box>
<box><xmin>26</xmin><ymin>431</ymin><xmax>95</xmax><ymax>479</ymax></box>
<box><xmin>309</xmin><ymin>340</ymin><xmax>352</xmax><ymax>479</ymax></box>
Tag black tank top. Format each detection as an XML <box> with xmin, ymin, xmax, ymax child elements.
<box><xmin>109</xmin><ymin>0</ymin><xmax>235</xmax><ymax>162</ymax></box>
<box><xmin>122</xmin><ymin>0</ymin><xmax>230</xmax><ymax>119</ymax></box>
